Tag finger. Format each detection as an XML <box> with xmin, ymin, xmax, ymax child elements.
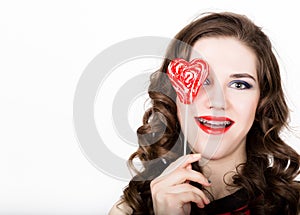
<box><xmin>159</xmin><ymin>154</ymin><xmax>201</xmax><ymax>177</ymax></box>
<box><xmin>168</xmin><ymin>191</ymin><xmax>206</xmax><ymax>209</ymax></box>
<box><xmin>167</xmin><ymin>183</ymin><xmax>210</xmax><ymax>204</ymax></box>
<box><xmin>153</xmin><ymin>168</ymin><xmax>210</xmax><ymax>189</ymax></box>
<box><xmin>185</xmin><ymin>164</ymin><xmax>192</xmax><ymax>184</ymax></box>
<box><xmin>178</xmin><ymin>154</ymin><xmax>202</xmax><ymax>169</ymax></box>
<box><xmin>152</xmin><ymin>154</ymin><xmax>200</xmax><ymax>185</ymax></box>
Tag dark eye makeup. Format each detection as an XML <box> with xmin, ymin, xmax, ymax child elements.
<box><xmin>228</xmin><ymin>80</ymin><xmax>253</xmax><ymax>89</ymax></box>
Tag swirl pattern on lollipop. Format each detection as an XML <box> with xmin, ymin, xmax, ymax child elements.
<box><xmin>167</xmin><ymin>58</ymin><xmax>209</xmax><ymax>104</ymax></box>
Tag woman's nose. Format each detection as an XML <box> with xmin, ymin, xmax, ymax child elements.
<box><xmin>205</xmin><ymin>83</ymin><xmax>226</xmax><ymax>110</ymax></box>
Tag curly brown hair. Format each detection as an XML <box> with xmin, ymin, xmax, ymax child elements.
<box><xmin>121</xmin><ymin>12</ymin><xmax>300</xmax><ymax>214</ymax></box>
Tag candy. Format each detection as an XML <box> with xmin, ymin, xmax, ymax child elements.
<box><xmin>167</xmin><ymin>58</ymin><xmax>209</xmax><ymax>104</ymax></box>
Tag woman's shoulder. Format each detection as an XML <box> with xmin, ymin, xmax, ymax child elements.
<box><xmin>109</xmin><ymin>199</ymin><xmax>133</xmax><ymax>215</ymax></box>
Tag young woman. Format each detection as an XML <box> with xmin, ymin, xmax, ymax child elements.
<box><xmin>109</xmin><ymin>12</ymin><xmax>300</xmax><ymax>215</ymax></box>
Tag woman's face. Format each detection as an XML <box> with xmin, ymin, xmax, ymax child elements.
<box><xmin>177</xmin><ymin>37</ymin><xmax>260</xmax><ymax>161</ymax></box>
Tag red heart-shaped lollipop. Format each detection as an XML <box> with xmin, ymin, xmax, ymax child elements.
<box><xmin>167</xmin><ymin>58</ymin><xmax>209</xmax><ymax>104</ymax></box>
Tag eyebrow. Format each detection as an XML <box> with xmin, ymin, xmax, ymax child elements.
<box><xmin>229</xmin><ymin>73</ymin><xmax>256</xmax><ymax>82</ymax></box>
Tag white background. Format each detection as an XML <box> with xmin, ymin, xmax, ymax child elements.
<box><xmin>0</xmin><ymin>0</ymin><xmax>299</xmax><ymax>214</ymax></box>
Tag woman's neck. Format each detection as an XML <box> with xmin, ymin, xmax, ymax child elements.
<box><xmin>199</xmin><ymin>145</ymin><xmax>247</xmax><ymax>200</ymax></box>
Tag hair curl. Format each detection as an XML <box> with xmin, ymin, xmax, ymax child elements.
<box><xmin>121</xmin><ymin>12</ymin><xmax>300</xmax><ymax>214</ymax></box>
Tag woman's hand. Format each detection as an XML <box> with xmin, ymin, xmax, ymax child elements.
<box><xmin>150</xmin><ymin>154</ymin><xmax>211</xmax><ymax>215</ymax></box>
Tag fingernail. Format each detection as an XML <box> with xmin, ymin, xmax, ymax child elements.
<box><xmin>197</xmin><ymin>203</ymin><xmax>204</xmax><ymax>208</ymax></box>
<box><xmin>192</xmin><ymin>154</ymin><xmax>201</xmax><ymax>158</ymax></box>
<box><xmin>206</xmin><ymin>198</ymin><xmax>211</xmax><ymax>204</ymax></box>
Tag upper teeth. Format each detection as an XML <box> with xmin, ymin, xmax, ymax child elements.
<box><xmin>198</xmin><ymin>118</ymin><xmax>231</xmax><ymax>127</ymax></box>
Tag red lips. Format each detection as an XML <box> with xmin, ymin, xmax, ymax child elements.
<box><xmin>194</xmin><ymin>116</ymin><xmax>234</xmax><ymax>135</ymax></box>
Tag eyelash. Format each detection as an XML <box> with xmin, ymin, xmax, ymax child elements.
<box><xmin>228</xmin><ymin>80</ymin><xmax>252</xmax><ymax>90</ymax></box>
<box><xmin>203</xmin><ymin>79</ymin><xmax>210</xmax><ymax>85</ymax></box>
<box><xmin>203</xmin><ymin>79</ymin><xmax>253</xmax><ymax>90</ymax></box>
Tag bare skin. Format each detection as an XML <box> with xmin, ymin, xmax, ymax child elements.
<box><xmin>109</xmin><ymin>37</ymin><xmax>259</xmax><ymax>215</ymax></box>
<box><xmin>151</xmin><ymin>154</ymin><xmax>211</xmax><ymax>215</ymax></box>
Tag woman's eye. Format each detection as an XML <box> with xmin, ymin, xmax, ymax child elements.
<box><xmin>229</xmin><ymin>81</ymin><xmax>252</xmax><ymax>90</ymax></box>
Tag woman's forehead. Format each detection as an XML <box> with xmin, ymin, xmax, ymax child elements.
<box><xmin>191</xmin><ymin>37</ymin><xmax>257</xmax><ymax>78</ymax></box>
